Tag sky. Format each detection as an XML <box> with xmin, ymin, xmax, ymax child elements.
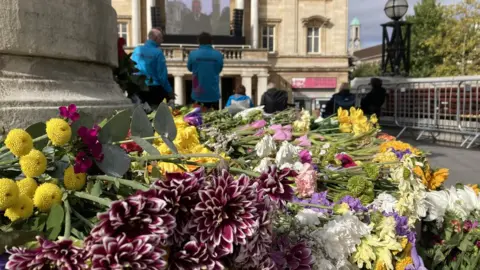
<box><xmin>349</xmin><ymin>0</ymin><xmax>460</xmax><ymax>48</ymax></box>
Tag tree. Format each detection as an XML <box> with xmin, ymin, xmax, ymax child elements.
<box><xmin>351</xmin><ymin>62</ymin><xmax>381</xmax><ymax>78</ymax></box>
<box><xmin>406</xmin><ymin>0</ymin><xmax>445</xmax><ymax>77</ymax></box>
<box><xmin>426</xmin><ymin>0</ymin><xmax>480</xmax><ymax>76</ymax></box>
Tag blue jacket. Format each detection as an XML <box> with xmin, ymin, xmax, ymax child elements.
<box><xmin>131</xmin><ymin>40</ymin><xmax>172</xmax><ymax>92</ymax></box>
<box><xmin>226</xmin><ymin>94</ymin><xmax>254</xmax><ymax>108</ymax></box>
<box><xmin>187</xmin><ymin>45</ymin><xmax>224</xmax><ymax>103</ymax></box>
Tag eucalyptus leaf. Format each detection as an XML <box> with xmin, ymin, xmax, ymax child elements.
<box><xmin>0</xmin><ymin>230</ymin><xmax>38</xmax><ymax>253</ymax></box>
<box><xmin>70</xmin><ymin>112</ymin><xmax>94</xmax><ymax>141</ymax></box>
<box><xmin>95</xmin><ymin>144</ymin><xmax>131</xmax><ymax>177</ymax></box>
<box><xmin>51</xmin><ymin>160</ymin><xmax>70</xmax><ymax>181</ymax></box>
<box><xmin>98</xmin><ymin>109</ymin><xmax>132</xmax><ymax>144</ymax></box>
<box><xmin>131</xmin><ymin>136</ymin><xmax>160</xmax><ymax>156</ymax></box>
<box><xmin>131</xmin><ymin>105</ymin><xmax>154</xmax><ymax>138</ymax></box>
<box><xmin>433</xmin><ymin>248</ymin><xmax>446</xmax><ymax>267</ymax></box>
<box><xmin>46</xmin><ymin>204</ymin><xmax>65</xmax><ymax>240</ymax></box>
<box><xmin>91</xmin><ymin>181</ymin><xmax>103</xmax><ymax>197</ymax></box>
<box><xmin>26</xmin><ymin>122</ymin><xmax>48</xmax><ymax>150</ymax></box>
<box><xmin>154</xmin><ymin>103</ymin><xmax>177</xmax><ymax>140</ymax></box>
<box><xmin>161</xmin><ymin>135</ymin><xmax>178</xmax><ymax>154</ymax></box>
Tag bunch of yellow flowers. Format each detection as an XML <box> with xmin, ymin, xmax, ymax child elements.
<box><xmin>293</xmin><ymin>109</ymin><xmax>311</xmax><ymax>132</ymax></box>
<box><xmin>379</xmin><ymin>141</ymin><xmax>421</xmax><ymax>156</ymax></box>
<box><xmin>337</xmin><ymin>107</ymin><xmax>378</xmax><ymax>135</ymax></box>
<box><xmin>413</xmin><ymin>163</ymin><xmax>449</xmax><ymax>190</ymax></box>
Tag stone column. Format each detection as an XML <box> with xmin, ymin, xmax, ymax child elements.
<box><xmin>174</xmin><ymin>74</ymin><xmax>185</xmax><ymax>106</ymax></box>
<box><xmin>0</xmin><ymin>0</ymin><xmax>132</xmax><ymax>130</ymax></box>
<box><xmin>257</xmin><ymin>74</ymin><xmax>269</xmax><ymax>106</ymax></box>
<box><xmin>146</xmin><ymin>0</ymin><xmax>155</xmax><ymax>32</ymax></box>
<box><xmin>251</xmin><ymin>0</ymin><xmax>259</xmax><ymax>49</ymax></box>
<box><xmin>218</xmin><ymin>76</ymin><xmax>223</xmax><ymax>109</ymax></box>
<box><xmin>132</xmin><ymin>0</ymin><xmax>141</xmax><ymax>45</ymax></box>
<box><xmin>236</xmin><ymin>0</ymin><xmax>244</xmax><ymax>9</ymax></box>
<box><xmin>241</xmin><ymin>74</ymin><xmax>253</xmax><ymax>99</ymax></box>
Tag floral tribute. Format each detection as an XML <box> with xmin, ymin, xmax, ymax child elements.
<box><xmin>0</xmin><ymin>103</ymin><xmax>477</xmax><ymax>269</ymax></box>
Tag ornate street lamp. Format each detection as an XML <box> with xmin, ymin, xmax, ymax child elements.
<box><xmin>381</xmin><ymin>0</ymin><xmax>412</xmax><ymax>76</ymax></box>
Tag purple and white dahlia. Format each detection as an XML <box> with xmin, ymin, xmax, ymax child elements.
<box><xmin>153</xmin><ymin>168</ymin><xmax>205</xmax><ymax>242</ymax></box>
<box><xmin>89</xmin><ymin>190</ymin><xmax>176</xmax><ymax>243</ymax></box>
<box><xmin>192</xmin><ymin>170</ymin><xmax>258</xmax><ymax>257</ymax></box>
<box><xmin>169</xmin><ymin>238</ymin><xmax>224</xmax><ymax>270</ymax></box>
<box><xmin>256</xmin><ymin>166</ymin><xmax>297</xmax><ymax>203</ymax></box>
<box><xmin>6</xmin><ymin>247</ymin><xmax>38</xmax><ymax>270</ymax></box>
<box><xmin>90</xmin><ymin>233</ymin><xmax>166</xmax><ymax>270</ymax></box>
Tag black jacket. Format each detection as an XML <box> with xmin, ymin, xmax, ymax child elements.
<box><xmin>360</xmin><ymin>87</ymin><xmax>387</xmax><ymax>116</ymax></box>
<box><xmin>261</xmin><ymin>88</ymin><xmax>288</xmax><ymax>114</ymax></box>
<box><xmin>322</xmin><ymin>90</ymin><xmax>356</xmax><ymax>118</ymax></box>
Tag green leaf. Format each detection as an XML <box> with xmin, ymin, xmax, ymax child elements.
<box><xmin>98</xmin><ymin>109</ymin><xmax>132</xmax><ymax>144</ymax></box>
<box><xmin>70</xmin><ymin>112</ymin><xmax>94</xmax><ymax>141</ymax></box>
<box><xmin>131</xmin><ymin>136</ymin><xmax>160</xmax><ymax>156</ymax></box>
<box><xmin>91</xmin><ymin>181</ymin><xmax>103</xmax><ymax>197</ymax></box>
<box><xmin>26</xmin><ymin>122</ymin><xmax>48</xmax><ymax>150</ymax></box>
<box><xmin>95</xmin><ymin>144</ymin><xmax>131</xmax><ymax>177</ymax></box>
<box><xmin>433</xmin><ymin>248</ymin><xmax>447</xmax><ymax>267</ymax></box>
<box><xmin>459</xmin><ymin>234</ymin><xmax>472</xmax><ymax>252</ymax></box>
<box><xmin>237</xmin><ymin>147</ymin><xmax>246</xmax><ymax>155</ymax></box>
<box><xmin>46</xmin><ymin>204</ymin><xmax>65</xmax><ymax>240</ymax></box>
<box><xmin>0</xmin><ymin>230</ymin><xmax>38</xmax><ymax>253</ymax></box>
<box><xmin>51</xmin><ymin>160</ymin><xmax>70</xmax><ymax>181</ymax></box>
<box><xmin>151</xmin><ymin>166</ymin><xmax>161</xmax><ymax>179</ymax></box>
<box><xmin>154</xmin><ymin>103</ymin><xmax>177</xmax><ymax>141</ymax></box>
<box><xmin>131</xmin><ymin>105</ymin><xmax>154</xmax><ymax>138</ymax></box>
<box><xmin>31</xmin><ymin>214</ymin><xmax>48</xmax><ymax>231</ymax></box>
<box><xmin>161</xmin><ymin>135</ymin><xmax>178</xmax><ymax>154</ymax></box>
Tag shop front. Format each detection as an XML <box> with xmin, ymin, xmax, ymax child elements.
<box><xmin>291</xmin><ymin>77</ymin><xmax>338</xmax><ymax>117</ymax></box>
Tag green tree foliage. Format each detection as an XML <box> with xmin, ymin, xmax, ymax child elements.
<box><xmin>406</xmin><ymin>0</ymin><xmax>445</xmax><ymax>77</ymax></box>
<box><xmin>351</xmin><ymin>62</ymin><xmax>381</xmax><ymax>78</ymax></box>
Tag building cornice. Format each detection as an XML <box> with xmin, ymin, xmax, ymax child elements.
<box><xmin>271</xmin><ymin>67</ymin><xmax>350</xmax><ymax>72</ymax></box>
<box><xmin>272</xmin><ymin>55</ymin><xmax>350</xmax><ymax>59</ymax></box>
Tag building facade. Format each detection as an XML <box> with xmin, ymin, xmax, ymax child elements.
<box><xmin>112</xmin><ymin>0</ymin><xmax>349</xmax><ymax>111</ymax></box>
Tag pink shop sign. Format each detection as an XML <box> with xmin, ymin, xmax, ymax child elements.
<box><xmin>291</xmin><ymin>77</ymin><xmax>337</xmax><ymax>89</ymax></box>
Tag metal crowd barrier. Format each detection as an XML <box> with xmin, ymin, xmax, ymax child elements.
<box><xmin>352</xmin><ymin>79</ymin><xmax>480</xmax><ymax>149</ymax></box>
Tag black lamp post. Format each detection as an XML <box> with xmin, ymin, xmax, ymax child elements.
<box><xmin>381</xmin><ymin>0</ymin><xmax>412</xmax><ymax>76</ymax></box>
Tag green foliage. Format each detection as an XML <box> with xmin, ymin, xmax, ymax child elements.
<box><xmin>351</xmin><ymin>62</ymin><xmax>381</xmax><ymax>78</ymax></box>
<box><xmin>131</xmin><ymin>105</ymin><xmax>154</xmax><ymax>138</ymax></box>
<box><xmin>70</xmin><ymin>112</ymin><xmax>94</xmax><ymax>141</ymax></box>
<box><xmin>98</xmin><ymin>110</ymin><xmax>132</xmax><ymax>144</ymax></box>
<box><xmin>95</xmin><ymin>144</ymin><xmax>131</xmax><ymax>177</ymax></box>
<box><xmin>26</xmin><ymin>122</ymin><xmax>48</xmax><ymax>150</ymax></box>
<box><xmin>46</xmin><ymin>204</ymin><xmax>64</xmax><ymax>240</ymax></box>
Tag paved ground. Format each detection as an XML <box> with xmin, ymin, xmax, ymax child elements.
<box><xmin>385</xmin><ymin>128</ymin><xmax>480</xmax><ymax>186</ymax></box>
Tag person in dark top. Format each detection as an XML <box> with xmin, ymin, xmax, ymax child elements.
<box><xmin>322</xmin><ymin>83</ymin><xmax>356</xmax><ymax>118</ymax></box>
<box><xmin>361</xmin><ymin>78</ymin><xmax>387</xmax><ymax>117</ymax></box>
<box><xmin>181</xmin><ymin>0</ymin><xmax>212</xmax><ymax>35</ymax></box>
<box><xmin>261</xmin><ymin>83</ymin><xmax>289</xmax><ymax>114</ymax></box>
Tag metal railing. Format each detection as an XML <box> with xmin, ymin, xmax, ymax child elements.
<box><xmin>352</xmin><ymin>78</ymin><xmax>480</xmax><ymax>148</ymax></box>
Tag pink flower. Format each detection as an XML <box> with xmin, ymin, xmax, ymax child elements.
<box><xmin>299</xmin><ymin>150</ymin><xmax>312</xmax><ymax>164</ymax></box>
<box><xmin>59</xmin><ymin>104</ymin><xmax>80</xmax><ymax>123</ymax></box>
<box><xmin>250</xmin><ymin>120</ymin><xmax>267</xmax><ymax>129</ymax></box>
<box><xmin>254</xmin><ymin>129</ymin><xmax>266</xmax><ymax>137</ymax></box>
<box><xmin>78</xmin><ymin>126</ymin><xmax>100</xmax><ymax>146</ymax></box>
<box><xmin>295</xmin><ymin>135</ymin><xmax>311</xmax><ymax>147</ymax></box>
<box><xmin>270</xmin><ymin>125</ymin><xmax>292</xmax><ymax>141</ymax></box>
<box><xmin>335</xmin><ymin>153</ymin><xmax>357</xmax><ymax>168</ymax></box>
<box><xmin>295</xmin><ymin>163</ymin><xmax>317</xmax><ymax>198</ymax></box>
<box><xmin>74</xmin><ymin>151</ymin><xmax>93</xmax><ymax>173</ymax></box>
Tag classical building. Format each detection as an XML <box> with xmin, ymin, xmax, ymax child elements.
<box><xmin>348</xmin><ymin>17</ymin><xmax>361</xmax><ymax>55</ymax></box>
<box><xmin>112</xmin><ymin>0</ymin><xmax>349</xmax><ymax>111</ymax></box>
<box><xmin>352</xmin><ymin>45</ymin><xmax>382</xmax><ymax>66</ymax></box>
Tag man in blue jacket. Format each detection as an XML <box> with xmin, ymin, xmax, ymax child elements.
<box><xmin>131</xmin><ymin>28</ymin><xmax>173</xmax><ymax>107</ymax></box>
<box><xmin>187</xmin><ymin>32</ymin><xmax>224</xmax><ymax>110</ymax></box>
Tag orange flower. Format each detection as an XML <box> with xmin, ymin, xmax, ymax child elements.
<box><xmin>413</xmin><ymin>164</ymin><xmax>448</xmax><ymax>190</ymax></box>
<box><xmin>468</xmin><ymin>184</ymin><xmax>480</xmax><ymax>195</ymax></box>
<box><xmin>377</xmin><ymin>133</ymin><xmax>396</xmax><ymax>141</ymax></box>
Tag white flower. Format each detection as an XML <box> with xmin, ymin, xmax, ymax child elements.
<box><xmin>314</xmin><ymin>116</ymin><xmax>324</xmax><ymax>123</ymax></box>
<box><xmin>320</xmin><ymin>149</ymin><xmax>327</xmax><ymax>155</ymax></box>
<box><xmin>424</xmin><ymin>190</ymin><xmax>450</xmax><ymax>222</ymax></box>
<box><xmin>275</xmin><ymin>141</ymin><xmax>298</xmax><ymax>167</ymax></box>
<box><xmin>322</xmin><ymin>143</ymin><xmax>331</xmax><ymax>149</ymax></box>
<box><xmin>254</xmin><ymin>157</ymin><xmax>273</xmax><ymax>173</ymax></box>
<box><xmin>369</xmin><ymin>193</ymin><xmax>397</xmax><ymax>213</ymax></box>
<box><xmin>254</xmin><ymin>135</ymin><xmax>276</xmax><ymax>158</ymax></box>
<box><xmin>455</xmin><ymin>186</ymin><xmax>480</xmax><ymax>213</ymax></box>
<box><xmin>296</xmin><ymin>209</ymin><xmax>322</xmax><ymax>226</ymax></box>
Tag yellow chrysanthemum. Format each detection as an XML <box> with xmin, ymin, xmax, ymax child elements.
<box><xmin>16</xmin><ymin>177</ymin><xmax>38</xmax><ymax>198</ymax></box>
<box><xmin>4</xmin><ymin>194</ymin><xmax>34</xmax><ymax>222</ymax></box>
<box><xmin>4</xmin><ymin>129</ymin><xmax>33</xmax><ymax>157</ymax></box>
<box><xmin>339</xmin><ymin>123</ymin><xmax>352</xmax><ymax>133</ymax></box>
<box><xmin>430</xmin><ymin>168</ymin><xmax>449</xmax><ymax>190</ymax></box>
<box><xmin>157</xmin><ymin>162</ymin><xmax>189</xmax><ymax>174</ymax></box>
<box><xmin>33</xmin><ymin>183</ymin><xmax>63</xmax><ymax>212</ymax></box>
<box><xmin>0</xmin><ymin>178</ymin><xmax>20</xmax><ymax>210</ymax></box>
<box><xmin>370</xmin><ymin>114</ymin><xmax>379</xmax><ymax>125</ymax></box>
<box><xmin>46</xmin><ymin>118</ymin><xmax>72</xmax><ymax>146</ymax></box>
<box><xmin>63</xmin><ymin>166</ymin><xmax>86</xmax><ymax>191</ymax></box>
<box><xmin>395</xmin><ymin>256</ymin><xmax>413</xmax><ymax>270</ymax></box>
<box><xmin>393</xmin><ymin>237</ymin><xmax>409</xmax><ymax>255</ymax></box>
<box><xmin>468</xmin><ymin>184</ymin><xmax>480</xmax><ymax>195</ymax></box>
<box><xmin>337</xmin><ymin>107</ymin><xmax>350</xmax><ymax>124</ymax></box>
<box><xmin>380</xmin><ymin>141</ymin><xmax>421</xmax><ymax>155</ymax></box>
<box><xmin>373</xmin><ymin>151</ymin><xmax>399</xmax><ymax>164</ymax></box>
<box><xmin>19</xmin><ymin>149</ymin><xmax>47</xmax><ymax>178</ymax></box>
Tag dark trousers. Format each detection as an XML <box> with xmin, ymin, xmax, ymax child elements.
<box><xmin>137</xmin><ymin>85</ymin><xmax>173</xmax><ymax>106</ymax></box>
<box><xmin>193</xmin><ymin>101</ymin><xmax>219</xmax><ymax>112</ymax></box>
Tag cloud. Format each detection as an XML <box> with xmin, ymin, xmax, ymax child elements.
<box><xmin>349</xmin><ymin>0</ymin><xmax>460</xmax><ymax>48</ymax></box>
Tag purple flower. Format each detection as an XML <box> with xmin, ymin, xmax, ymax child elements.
<box><xmin>74</xmin><ymin>151</ymin><xmax>93</xmax><ymax>173</ymax></box>
<box><xmin>250</xmin><ymin>119</ymin><xmax>267</xmax><ymax>129</ymax></box>
<box><xmin>5</xmin><ymin>247</ymin><xmax>38</xmax><ymax>270</ymax></box>
<box><xmin>295</xmin><ymin>135</ymin><xmax>311</xmax><ymax>147</ymax></box>
<box><xmin>385</xmin><ymin>212</ymin><xmax>416</xmax><ymax>243</ymax></box>
<box><xmin>299</xmin><ymin>150</ymin><xmax>312</xmax><ymax>164</ymax></box>
<box><xmin>184</xmin><ymin>108</ymin><xmax>203</xmax><ymax>127</ymax></box>
<box><xmin>169</xmin><ymin>238</ymin><xmax>224</xmax><ymax>270</ymax></box>
<box><xmin>59</xmin><ymin>104</ymin><xmax>80</xmax><ymax>123</ymax></box>
<box><xmin>0</xmin><ymin>253</ymin><xmax>7</xmax><ymax>270</ymax></box>
<box><xmin>271</xmin><ymin>237</ymin><xmax>313</xmax><ymax>270</ymax></box>
<box><xmin>270</xmin><ymin>125</ymin><xmax>293</xmax><ymax>141</ymax></box>
<box><xmin>335</xmin><ymin>153</ymin><xmax>357</xmax><ymax>168</ymax></box>
<box><xmin>77</xmin><ymin>126</ymin><xmax>100</xmax><ymax>146</ymax></box>
<box><xmin>75</xmin><ymin>125</ymin><xmax>104</xmax><ymax>173</ymax></box>
<box><xmin>463</xmin><ymin>220</ymin><xmax>474</xmax><ymax>232</ymax></box>
<box><xmin>256</xmin><ymin>166</ymin><xmax>297</xmax><ymax>203</ymax></box>
<box><xmin>254</xmin><ymin>129</ymin><xmax>266</xmax><ymax>137</ymax></box>
<box><xmin>338</xmin><ymin>195</ymin><xmax>367</xmax><ymax>212</ymax></box>
<box><xmin>389</xmin><ymin>147</ymin><xmax>412</xmax><ymax>160</ymax></box>
<box><xmin>405</xmin><ymin>246</ymin><xmax>428</xmax><ymax>270</ymax></box>
<box><xmin>293</xmin><ymin>191</ymin><xmax>333</xmax><ymax>214</ymax></box>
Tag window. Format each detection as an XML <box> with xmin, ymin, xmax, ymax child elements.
<box><xmin>261</xmin><ymin>25</ymin><xmax>275</xmax><ymax>52</ymax></box>
<box><xmin>117</xmin><ymin>22</ymin><xmax>128</xmax><ymax>45</ymax></box>
<box><xmin>307</xmin><ymin>27</ymin><xmax>320</xmax><ymax>53</ymax></box>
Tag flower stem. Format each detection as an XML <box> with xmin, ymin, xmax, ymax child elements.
<box><xmin>292</xmin><ymin>202</ymin><xmax>333</xmax><ymax>210</ymax></box>
<box><xmin>63</xmin><ymin>199</ymin><xmax>72</xmax><ymax>239</ymax></box>
<box><xmin>132</xmin><ymin>153</ymin><xmax>221</xmax><ymax>162</ymax></box>
<box><xmin>71</xmin><ymin>208</ymin><xmax>94</xmax><ymax>229</ymax></box>
<box><xmin>89</xmin><ymin>175</ymin><xmax>149</xmax><ymax>191</ymax></box>
<box><xmin>73</xmin><ymin>192</ymin><xmax>111</xmax><ymax>207</ymax></box>
<box><xmin>0</xmin><ymin>151</ymin><xmax>12</xmax><ymax>160</ymax></box>
<box><xmin>114</xmin><ymin>136</ymin><xmax>162</xmax><ymax>144</ymax></box>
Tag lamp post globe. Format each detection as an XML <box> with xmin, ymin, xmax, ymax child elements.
<box><xmin>384</xmin><ymin>0</ymin><xmax>409</xmax><ymax>21</ymax></box>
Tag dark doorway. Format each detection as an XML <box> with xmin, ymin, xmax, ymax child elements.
<box><xmin>184</xmin><ymin>77</ymin><xmax>235</xmax><ymax>108</ymax></box>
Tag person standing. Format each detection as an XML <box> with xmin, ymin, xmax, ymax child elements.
<box><xmin>187</xmin><ymin>32</ymin><xmax>224</xmax><ymax>110</ymax></box>
<box><xmin>361</xmin><ymin>78</ymin><xmax>387</xmax><ymax>117</ymax></box>
<box><xmin>130</xmin><ymin>28</ymin><xmax>173</xmax><ymax>108</ymax></box>
<box><xmin>261</xmin><ymin>82</ymin><xmax>289</xmax><ymax>114</ymax></box>
<box><xmin>322</xmin><ymin>82</ymin><xmax>356</xmax><ymax>118</ymax></box>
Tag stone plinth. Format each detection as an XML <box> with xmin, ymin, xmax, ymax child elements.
<box><xmin>0</xmin><ymin>0</ymin><xmax>132</xmax><ymax>130</ymax></box>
